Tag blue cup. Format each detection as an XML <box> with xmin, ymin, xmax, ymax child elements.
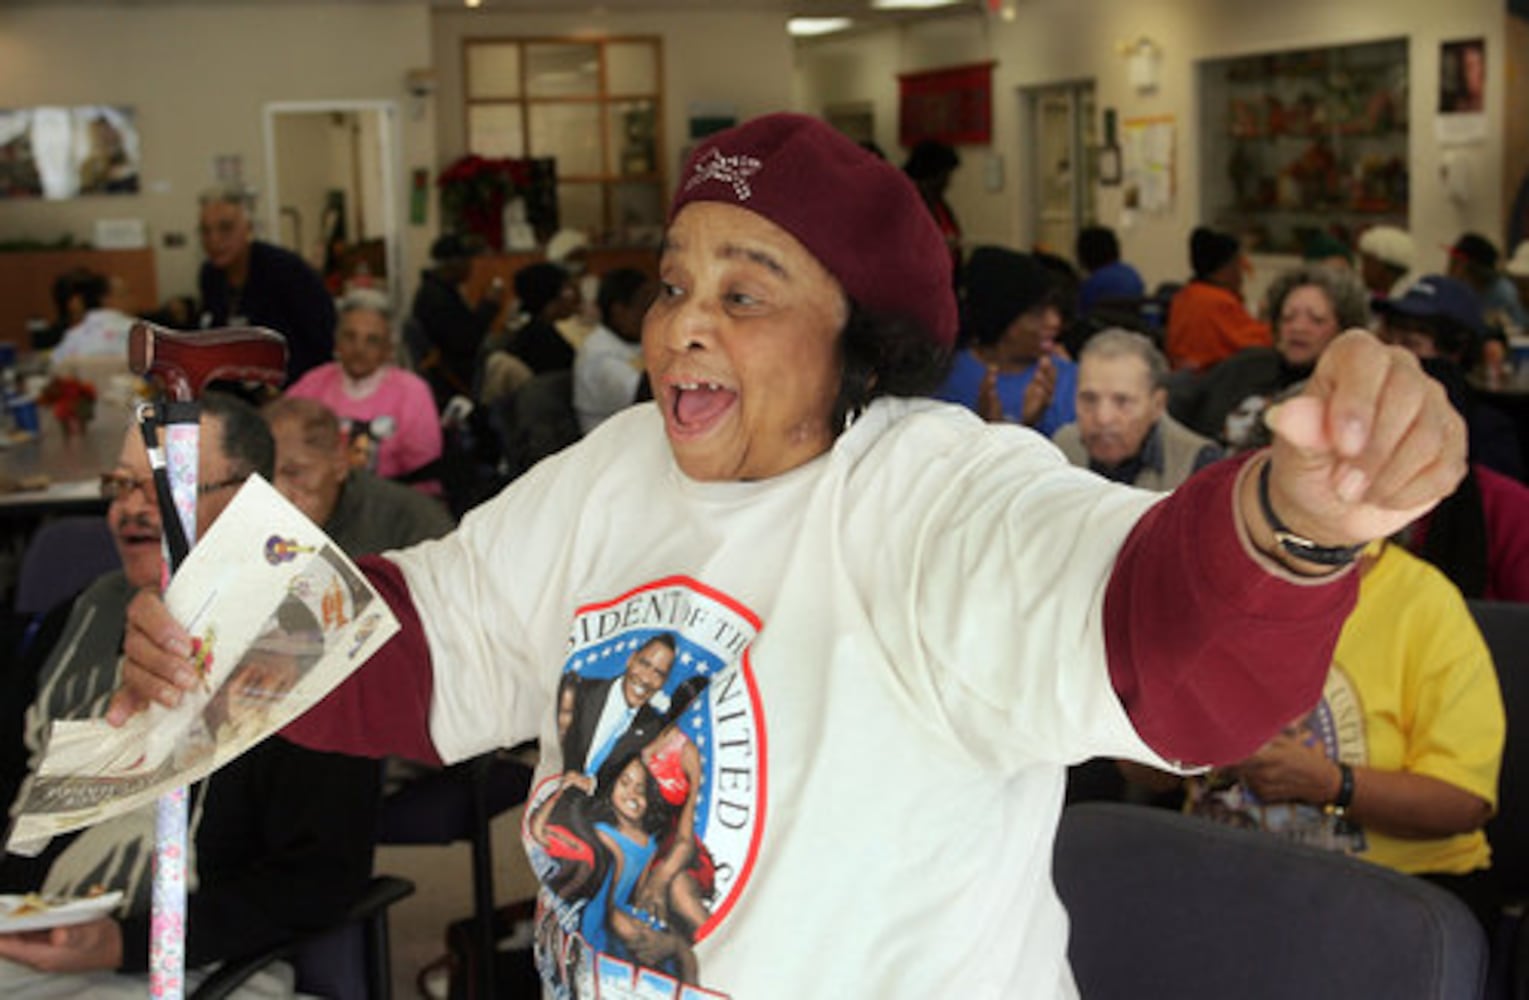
<box><xmin>9</xmin><ymin>396</ymin><xmax>39</xmax><ymax>433</ymax></box>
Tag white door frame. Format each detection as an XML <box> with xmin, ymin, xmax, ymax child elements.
<box><xmin>261</xmin><ymin>99</ymin><xmax>402</xmax><ymax>306</ymax></box>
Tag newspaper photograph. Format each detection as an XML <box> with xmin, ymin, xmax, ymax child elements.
<box><xmin>6</xmin><ymin>474</ymin><xmax>399</xmax><ymax>849</ymax></box>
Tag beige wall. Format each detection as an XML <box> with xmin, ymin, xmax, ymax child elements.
<box><xmin>0</xmin><ymin>3</ymin><xmax>435</xmax><ymax>308</ymax></box>
<box><xmin>272</xmin><ymin>113</ymin><xmax>337</xmax><ymax>266</ymax></box>
<box><xmin>5</xmin><ymin>2</ymin><xmax>1511</xmax><ymax>313</ymax></box>
<box><xmin>430</xmin><ymin>8</ymin><xmax>795</xmax><ymax>206</ymax></box>
<box><xmin>796</xmin><ymin>0</ymin><xmax>1512</xmax><ymax>294</ymax></box>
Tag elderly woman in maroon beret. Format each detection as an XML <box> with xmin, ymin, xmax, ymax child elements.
<box><xmin>112</xmin><ymin>114</ymin><xmax>1464</xmax><ymax>998</ymax></box>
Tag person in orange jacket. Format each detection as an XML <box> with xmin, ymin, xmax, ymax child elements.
<box><xmin>1166</xmin><ymin>227</ymin><xmax>1272</xmax><ymax>373</ymax></box>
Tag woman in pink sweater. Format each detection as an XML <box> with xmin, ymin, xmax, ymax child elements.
<box><xmin>287</xmin><ymin>290</ymin><xmax>443</xmax><ymax>484</ymax></box>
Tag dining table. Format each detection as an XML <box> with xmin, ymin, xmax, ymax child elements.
<box><xmin>0</xmin><ymin>390</ymin><xmax>134</xmax><ymax>607</ymax></box>
<box><xmin>0</xmin><ymin>396</ymin><xmax>135</xmax><ymax>517</ymax></box>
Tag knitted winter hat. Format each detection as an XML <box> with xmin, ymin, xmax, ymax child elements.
<box><xmin>1190</xmin><ymin>227</ymin><xmax>1241</xmax><ymax>279</ymax></box>
<box><xmin>668</xmin><ymin>113</ymin><xmax>957</xmax><ymax>347</ymax></box>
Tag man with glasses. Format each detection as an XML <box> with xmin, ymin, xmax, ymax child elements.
<box><xmin>0</xmin><ymin>392</ymin><xmax>379</xmax><ymax>997</ymax></box>
<box><xmin>197</xmin><ymin>186</ymin><xmax>337</xmax><ymax>386</ymax></box>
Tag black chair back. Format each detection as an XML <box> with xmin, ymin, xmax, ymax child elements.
<box><xmin>1054</xmin><ymin>802</ymin><xmax>1488</xmax><ymax>1000</ymax></box>
<box><xmin>1470</xmin><ymin>599</ymin><xmax>1529</xmax><ymax>900</ymax></box>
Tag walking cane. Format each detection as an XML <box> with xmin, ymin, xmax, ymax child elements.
<box><xmin>127</xmin><ymin>321</ymin><xmax>287</xmax><ymax>999</ymax></box>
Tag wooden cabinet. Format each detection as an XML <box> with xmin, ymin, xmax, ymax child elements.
<box><xmin>0</xmin><ymin>248</ymin><xmax>158</xmax><ymax>348</ymax></box>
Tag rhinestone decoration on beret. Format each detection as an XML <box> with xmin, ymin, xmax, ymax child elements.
<box><xmin>684</xmin><ymin>149</ymin><xmax>763</xmax><ymax>201</ymax></box>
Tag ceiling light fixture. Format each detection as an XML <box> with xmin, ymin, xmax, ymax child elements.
<box><xmin>870</xmin><ymin>0</ymin><xmax>964</xmax><ymax>9</ymax></box>
<box><xmin>788</xmin><ymin>17</ymin><xmax>854</xmax><ymax>37</ymax></box>
<box><xmin>465</xmin><ymin>0</ymin><xmax>482</xmax><ymax>8</ymax></box>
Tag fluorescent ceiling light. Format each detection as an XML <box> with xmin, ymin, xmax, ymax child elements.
<box><xmin>789</xmin><ymin>17</ymin><xmax>853</xmax><ymax>36</ymax></box>
<box><xmin>871</xmin><ymin>0</ymin><xmax>965</xmax><ymax>8</ymax></box>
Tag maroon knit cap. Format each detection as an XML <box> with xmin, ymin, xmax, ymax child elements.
<box><xmin>668</xmin><ymin>113</ymin><xmax>957</xmax><ymax>347</ymax></box>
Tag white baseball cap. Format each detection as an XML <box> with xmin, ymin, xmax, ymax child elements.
<box><xmin>1505</xmin><ymin>240</ymin><xmax>1529</xmax><ymax>278</ymax></box>
<box><xmin>1356</xmin><ymin>225</ymin><xmax>1415</xmax><ymax>271</ymax></box>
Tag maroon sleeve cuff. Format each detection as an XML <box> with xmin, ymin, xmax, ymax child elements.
<box><xmin>280</xmin><ymin>555</ymin><xmax>442</xmax><ymax>765</ymax></box>
<box><xmin>1104</xmin><ymin>453</ymin><xmax>1358</xmax><ymax>766</ymax></box>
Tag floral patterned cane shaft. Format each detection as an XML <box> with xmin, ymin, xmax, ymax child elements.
<box><xmin>151</xmin><ymin>422</ymin><xmax>200</xmax><ymax>1000</ymax></box>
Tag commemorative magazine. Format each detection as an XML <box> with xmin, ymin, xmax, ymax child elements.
<box><xmin>6</xmin><ymin>474</ymin><xmax>398</xmax><ymax>851</ymax></box>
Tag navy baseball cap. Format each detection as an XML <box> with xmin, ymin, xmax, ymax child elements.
<box><xmin>1374</xmin><ymin>274</ymin><xmax>1484</xmax><ymax>337</ymax></box>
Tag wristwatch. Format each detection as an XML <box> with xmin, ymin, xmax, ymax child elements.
<box><xmin>1324</xmin><ymin>761</ymin><xmax>1355</xmax><ymax>818</ymax></box>
<box><xmin>1258</xmin><ymin>460</ymin><xmax>1365</xmax><ymax>567</ymax></box>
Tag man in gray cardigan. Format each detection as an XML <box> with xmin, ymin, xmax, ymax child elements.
<box><xmin>1053</xmin><ymin>329</ymin><xmax>1222</xmax><ymax>490</ymax></box>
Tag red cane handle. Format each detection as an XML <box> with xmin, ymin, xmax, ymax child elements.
<box><xmin>128</xmin><ymin>321</ymin><xmax>289</xmax><ymax>401</ymax></box>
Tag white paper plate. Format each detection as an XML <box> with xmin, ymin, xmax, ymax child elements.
<box><xmin>0</xmin><ymin>891</ymin><xmax>123</xmax><ymax>933</ymax></box>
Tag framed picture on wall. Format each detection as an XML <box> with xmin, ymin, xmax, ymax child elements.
<box><xmin>898</xmin><ymin>62</ymin><xmax>995</xmax><ymax>147</ymax></box>
<box><xmin>0</xmin><ymin>105</ymin><xmax>140</xmax><ymax>200</ymax></box>
<box><xmin>1439</xmin><ymin>38</ymin><xmax>1485</xmax><ymax>114</ymax></box>
<box><xmin>1436</xmin><ymin>37</ymin><xmax>1486</xmax><ymax>144</ymax></box>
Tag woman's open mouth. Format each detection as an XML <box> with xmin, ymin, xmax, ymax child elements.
<box><xmin>667</xmin><ymin>380</ymin><xmax>737</xmax><ymax>437</ymax></box>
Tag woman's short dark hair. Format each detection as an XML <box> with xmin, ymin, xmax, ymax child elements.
<box><xmin>832</xmin><ymin>302</ymin><xmax>953</xmax><ymax>432</ymax></box>
<box><xmin>596</xmin><ymin>267</ymin><xmax>652</xmax><ymax>326</ymax></box>
<box><xmin>67</xmin><ymin>270</ymin><xmax>110</xmax><ymax>312</ymax></box>
<box><xmin>203</xmin><ymin>390</ymin><xmax>276</xmax><ymax>481</ymax></box>
<box><xmin>1076</xmin><ymin>226</ymin><xmax>1121</xmax><ymax>272</ymax></box>
<box><xmin>903</xmin><ymin>140</ymin><xmax>960</xmax><ymax>181</ymax></box>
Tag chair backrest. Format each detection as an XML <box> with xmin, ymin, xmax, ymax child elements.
<box><xmin>496</xmin><ymin>369</ymin><xmax>581</xmax><ymax>480</ymax></box>
<box><xmin>188</xmin><ymin>874</ymin><xmax>415</xmax><ymax>1000</ymax></box>
<box><xmin>13</xmin><ymin>516</ymin><xmax>119</xmax><ymax>615</ymax></box>
<box><xmin>377</xmin><ymin>752</ymin><xmax>533</xmax><ymax>1000</ymax></box>
<box><xmin>1054</xmin><ymin>802</ymin><xmax>1488</xmax><ymax>1000</ymax></box>
<box><xmin>1470</xmin><ymin>599</ymin><xmax>1529</xmax><ymax>900</ymax></box>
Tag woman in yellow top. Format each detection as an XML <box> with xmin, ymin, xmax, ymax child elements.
<box><xmin>1185</xmin><ymin>540</ymin><xmax>1505</xmax><ymax>926</ymax></box>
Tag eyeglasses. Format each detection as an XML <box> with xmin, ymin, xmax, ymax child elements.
<box><xmin>100</xmin><ymin>472</ymin><xmax>247</xmax><ymax>502</ymax></box>
<box><xmin>100</xmin><ymin>472</ymin><xmax>154</xmax><ymax>503</ymax></box>
<box><xmin>197</xmin><ymin>474</ymin><xmax>248</xmax><ymax>496</ymax></box>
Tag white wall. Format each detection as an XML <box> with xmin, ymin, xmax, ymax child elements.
<box><xmin>431</xmin><ymin>7</ymin><xmax>796</xmax><ymax>206</ymax></box>
<box><xmin>0</xmin><ymin>3</ymin><xmax>436</xmax><ymax>305</ymax></box>
<box><xmin>796</xmin><ymin>0</ymin><xmax>1512</xmax><ymax>293</ymax></box>
<box><xmin>272</xmin><ymin>113</ymin><xmax>337</xmax><ymax>265</ymax></box>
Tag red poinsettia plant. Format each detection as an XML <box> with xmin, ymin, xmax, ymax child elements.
<box><xmin>437</xmin><ymin>155</ymin><xmax>535</xmax><ymax>250</ymax></box>
<box><xmin>37</xmin><ymin>374</ymin><xmax>97</xmax><ymax>431</ymax></box>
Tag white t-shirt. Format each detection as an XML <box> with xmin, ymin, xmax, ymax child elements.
<box><xmin>571</xmin><ymin>324</ymin><xmax>643</xmax><ymax>434</ymax></box>
<box><xmin>389</xmin><ymin>397</ymin><xmax>1171</xmax><ymax>1000</ymax></box>
<box><xmin>50</xmin><ymin>308</ymin><xmax>135</xmax><ymax>364</ymax></box>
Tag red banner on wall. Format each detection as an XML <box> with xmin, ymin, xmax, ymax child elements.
<box><xmin>898</xmin><ymin>62</ymin><xmax>995</xmax><ymax>146</ymax></box>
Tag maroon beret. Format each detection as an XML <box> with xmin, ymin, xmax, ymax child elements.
<box><xmin>668</xmin><ymin>113</ymin><xmax>957</xmax><ymax>347</ymax></box>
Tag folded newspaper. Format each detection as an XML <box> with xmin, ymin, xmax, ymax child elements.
<box><xmin>6</xmin><ymin>474</ymin><xmax>399</xmax><ymax>850</ymax></box>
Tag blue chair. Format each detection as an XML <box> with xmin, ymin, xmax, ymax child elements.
<box><xmin>1054</xmin><ymin>802</ymin><xmax>1488</xmax><ymax>1000</ymax></box>
<box><xmin>13</xmin><ymin>515</ymin><xmax>118</xmax><ymax>615</ymax></box>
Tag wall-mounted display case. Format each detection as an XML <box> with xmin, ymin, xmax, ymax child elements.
<box><xmin>1199</xmin><ymin>38</ymin><xmax>1408</xmax><ymax>254</ymax></box>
